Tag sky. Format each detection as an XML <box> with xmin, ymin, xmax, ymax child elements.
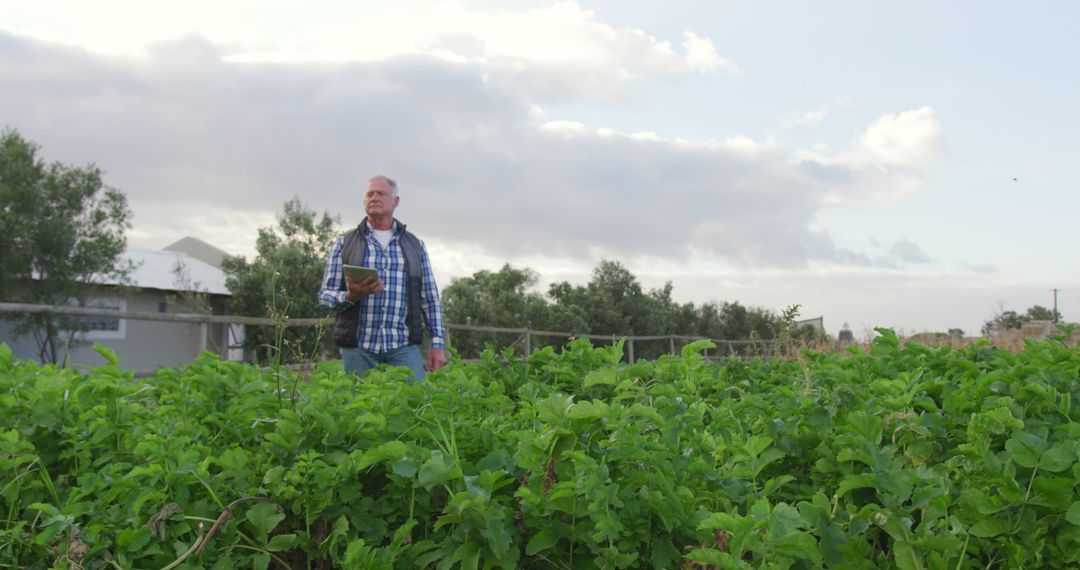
<box><xmin>2</xmin><ymin>0</ymin><xmax>1077</xmax><ymax>338</ymax></box>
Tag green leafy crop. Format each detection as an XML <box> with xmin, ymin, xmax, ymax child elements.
<box><xmin>1</xmin><ymin>331</ymin><xmax>1079</xmax><ymax>568</ymax></box>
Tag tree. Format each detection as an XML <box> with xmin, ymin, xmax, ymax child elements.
<box><xmin>982</xmin><ymin>304</ymin><xmax>1065</xmax><ymax>336</ymax></box>
<box><xmin>221</xmin><ymin>197</ymin><xmax>339</xmax><ymax>364</ymax></box>
<box><xmin>441</xmin><ymin>264</ymin><xmax>552</xmax><ymax>357</ymax></box>
<box><xmin>442</xmin><ymin>259</ymin><xmax>798</xmax><ymax>359</ymax></box>
<box><xmin>548</xmin><ymin>259</ymin><xmax>657</xmax><ymax>336</ymax></box>
<box><xmin>0</xmin><ymin>129</ymin><xmax>134</xmax><ymax>364</ymax></box>
<box><xmin>1025</xmin><ymin>305</ymin><xmax>1061</xmax><ymax>322</ymax></box>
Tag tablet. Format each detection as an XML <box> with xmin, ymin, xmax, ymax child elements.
<box><xmin>343</xmin><ymin>264</ymin><xmax>379</xmax><ymax>282</ymax></box>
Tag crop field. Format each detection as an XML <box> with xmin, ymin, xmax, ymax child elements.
<box><xmin>2</xmin><ymin>329</ymin><xmax>1080</xmax><ymax>569</ymax></box>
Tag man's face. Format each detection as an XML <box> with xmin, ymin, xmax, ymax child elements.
<box><xmin>364</xmin><ymin>179</ymin><xmax>399</xmax><ymax>218</ymax></box>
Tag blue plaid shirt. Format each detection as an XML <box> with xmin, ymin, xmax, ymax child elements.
<box><xmin>318</xmin><ymin>221</ymin><xmax>446</xmax><ymax>351</ymax></box>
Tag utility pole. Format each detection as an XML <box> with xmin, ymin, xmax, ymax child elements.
<box><xmin>1051</xmin><ymin>288</ymin><xmax>1060</xmax><ymax>323</ymax></box>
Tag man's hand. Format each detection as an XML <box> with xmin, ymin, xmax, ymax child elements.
<box><xmin>346</xmin><ymin>275</ymin><xmax>384</xmax><ymax>301</ymax></box>
<box><xmin>426</xmin><ymin>347</ymin><xmax>447</xmax><ymax>372</ymax></box>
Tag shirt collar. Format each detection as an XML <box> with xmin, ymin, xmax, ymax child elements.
<box><xmin>362</xmin><ymin>218</ymin><xmax>399</xmax><ymax>235</ymax></box>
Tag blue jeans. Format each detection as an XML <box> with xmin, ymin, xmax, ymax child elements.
<box><xmin>340</xmin><ymin>344</ymin><xmax>425</xmax><ymax>381</ymax></box>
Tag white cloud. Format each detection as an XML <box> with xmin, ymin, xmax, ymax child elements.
<box><xmin>1</xmin><ymin>1</ymin><xmax>737</xmax><ymax>104</ymax></box>
<box><xmin>680</xmin><ymin>32</ymin><xmax>739</xmax><ymax>73</ymax></box>
<box><xmin>860</xmin><ymin>106</ymin><xmax>945</xmax><ymax>167</ymax></box>
<box><xmin>0</xmin><ymin>31</ymin><xmax>943</xmax><ymax>273</ymax></box>
<box><xmin>794</xmin><ymin>106</ymin><xmax>945</xmax><ymax>205</ymax></box>
<box><xmin>540</xmin><ymin>120</ymin><xmax>590</xmax><ymax>136</ymax></box>
<box><xmin>724</xmin><ymin>135</ymin><xmax>766</xmax><ymax>152</ymax></box>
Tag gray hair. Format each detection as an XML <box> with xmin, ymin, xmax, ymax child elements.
<box><xmin>368</xmin><ymin>175</ymin><xmax>398</xmax><ymax>197</ymax></box>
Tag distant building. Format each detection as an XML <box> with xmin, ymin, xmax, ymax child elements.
<box><xmin>0</xmin><ymin>238</ymin><xmax>243</xmax><ymax>370</ymax></box>
<box><xmin>838</xmin><ymin>322</ymin><xmax>854</xmax><ymax>344</ymax></box>
<box><xmin>794</xmin><ymin>316</ymin><xmax>824</xmax><ymax>333</ymax></box>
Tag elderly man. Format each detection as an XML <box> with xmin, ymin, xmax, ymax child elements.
<box><xmin>318</xmin><ymin>175</ymin><xmax>447</xmax><ymax>379</ymax></box>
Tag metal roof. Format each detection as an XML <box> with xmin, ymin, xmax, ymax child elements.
<box><xmin>163</xmin><ymin>236</ymin><xmax>230</xmax><ymax>269</ymax></box>
<box><xmin>117</xmin><ymin>247</ymin><xmax>230</xmax><ymax>295</ymax></box>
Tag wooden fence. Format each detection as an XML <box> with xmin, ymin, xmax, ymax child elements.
<box><xmin>0</xmin><ymin>302</ymin><xmax>775</xmax><ymax>363</ymax></box>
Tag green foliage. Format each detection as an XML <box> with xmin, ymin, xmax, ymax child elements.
<box><xmin>221</xmin><ymin>196</ymin><xmax>338</xmax><ymax>364</ymax></box>
<box><xmin>0</xmin><ymin>128</ymin><xmax>134</xmax><ymax>364</ymax></box>
<box><xmin>442</xmin><ymin>264</ymin><xmax>555</xmax><ymax>356</ymax></box>
<box><xmin>3</xmin><ymin>333</ymin><xmax>1080</xmax><ymax>568</ymax></box>
<box><xmin>446</xmin><ymin>259</ymin><xmax>790</xmax><ymax>359</ymax></box>
<box><xmin>984</xmin><ymin>304</ymin><xmax>1066</xmax><ymax>334</ymax></box>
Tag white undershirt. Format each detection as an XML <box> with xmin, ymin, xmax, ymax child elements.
<box><xmin>372</xmin><ymin>229</ymin><xmax>393</xmax><ymax>251</ymax></box>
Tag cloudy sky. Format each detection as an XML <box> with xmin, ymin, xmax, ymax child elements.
<box><xmin>2</xmin><ymin>0</ymin><xmax>1077</xmax><ymax>337</ymax></box>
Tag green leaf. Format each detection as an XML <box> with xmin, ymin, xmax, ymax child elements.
<box><xmin>332</xmin><ymin>515</ymin><xmax>349</xmax><ymax>538</ymax></box>
<box><xmin>116</xmin><ymin>526</ymin><xmax>151</xmax><ymax>552</ymax></box>
<box><xmin>891</xmin><ymin>542</ymin><xmax>923</xmax><ymax>570</ymax></box>
<box><xmin>584</xmin><ymin>368</ymin><xmax>616</xmax><ymax>387</ymax></box>
<box><xmin>535</xmin><ymin>394</ymin><xmax>573</xmax><ymax>423</ymax></box>
<box><xmin>266</xmin><ymin>533</ymin><xmax>298</xmax><ymax>551</ymax></box>
<box><xmin>418</xmin><ymin>450</ymin><xmax>462</xmax><ymax>490</ymax></box>
<box><xmin>1029</xmin><ymin>475</ymin><xmax>1074</xmax><ymax>508</ymax></box>
<box><xmin>845</xmin><ymin>411</ymin><xmax>884</xmax><ymax>443</ymax></box>
<box><xmin>763</xmin><ymin>475</ymin><xmax>796</xmax><ymax>498</ymax></box>
<box><xmin>768</xmin><ymin>503</ymin><xmax>806</xmax><ymax>539</ymax></box>
<box><xmin>567</xmin><ymin>399</ymin><xmax>609</xmax><ymax>420</ymax></box>
<box><xmin>837</xmin><ymin>474</ymin><xmax>876</xmax><ymax>497</ymax></box>
<box><xmin>246</xmin><ymin>502</ymin><xmax>284</xmax><ymax>539</ymax></box>
<box><xmin>392</xmin><ymin>459</ymin><xmax>419</xmax><ymax>478</ymax></box>
<box><xmin>526</xmin><ymin>529</ymin><xmax>560</xmax><ymax>556</ymax></box>
<box><xmin>876</xmin><ymin>470</ymin><xmax>915</xmax><ymax>502</ymax></box>
<box><xmin>1066</xmin><ymin>502</ymin><xmax>1080</xmax><ymax>526</ymax></box>
<box><xmin>816</xmin><ymin>521</ymin><xmax>848</xmax><ymax>566</ymax></box>
<box><xmin>451</xmin><ymin>541</ymin><xmax>481</xmax><ymax>570</ymax></box>
<box><xmin>1041</xmin><ymin>444</ymin><xmax>1077</xmax><ymax>472</ymax></box>
<box><xmin>969</xmin><ymin>517</ymin><xmax>1012</xmax><ymax>538</ymax></box>
<box><xmin>650</xmin><ymin>538</ymin><xmax>682</xmax><ymax>569</ymax></box>
<box><xmin>93</xmin><ymin>343</ymin><xmax>121</xmax><ymax>366</ymax></box>
<box><xmin>745</xmin><ymin>436</ymin><xmax>774</xmax><ymax>458</ymax></box>
<box><xmin>914</xmin><ymin>534</ymin><xmax>963</xmax><ymax>552</ymax></box>
<box><xmin>699</xmin><ymin>512</ymin><xmax>740</xmax><ymax>532</ymax></box>
<box><xmin>750</xmin><ymin>448</ymin><xmax>785</xmax><ymax>478</ymax></box>
<box><xmin>357</xmin><ymin>441</ymin><xmax>409</xmax><ymax>470</ymax></box>
<box><xmin>1005</xmin><ymin>432</ymin><xmax>1046</xmax><ymax>468</ymax></box>
<box><xmin>217</xmin><ymin>447</ymin><xmax>249</xmax><ymax>474</ymax></box>
<box><xmin>681</xmin><ymin>339</ymin><xmax>716</xmax><ymax>357</ymax></box>
<box><xmin>772</xmin><ymin>532</ymin><xmax>822</xmax><ymax>563</ymax></box>
<box><xmin>463</xmin><ymin>475</ymin><xmax>491</xmax><ymax>500</ymax></box>
<box><xmin>307</xmin><ymin>409</ymin><xmax>337</xmax><ymax>434</ymax></box>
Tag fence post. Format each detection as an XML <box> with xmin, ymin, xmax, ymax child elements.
<box><xmin>199</xmin><ymin>321</ymin><xmax>208</xmax><ymax>354</ymax></box>
<box><xmin>669</xmin><ymin>335</ymin><xmax>676</xmax><ymax>356</ymax></box>
<box><xmin>524</xmin><ymin>329</ymin><xmax>532</xmax><ymax>356</ymax></box>
<box><xmin>627</xmin><ymin>338</ymin><xmax>635</xmax><ymax>363</ymax></box>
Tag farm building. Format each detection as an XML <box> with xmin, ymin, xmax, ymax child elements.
<box><xmin>0</xmin><ymin>237</ymin><xmax>243</xmax><ymax>371</ymax></box>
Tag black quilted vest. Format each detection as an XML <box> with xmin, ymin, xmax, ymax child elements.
<box><xmin>332</xmin><ymin>218</ymin><xmax>425</xmax><ymax>348</ymax></box>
